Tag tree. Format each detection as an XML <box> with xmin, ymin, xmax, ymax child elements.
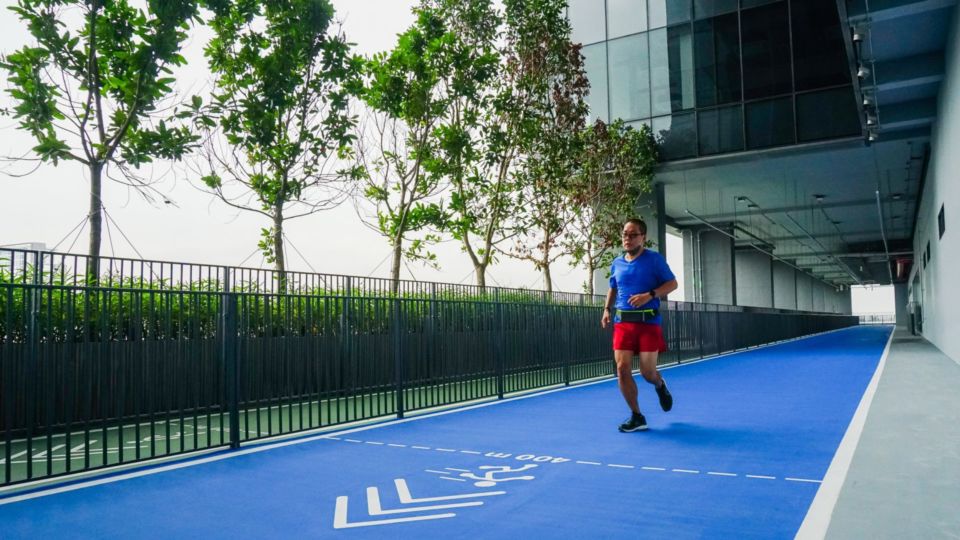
<box><xmin>197</xmin><ymin>0</ymin><xmax>361</xmax><ymax>285</ymax></box>
<box><xmin>502</xmin><ymin>2</ymin><xmax>589</xmax><ymax>293</ymax></box>
<box><xmin>1</xmin><ymin>0</ymin><xmax>202</xmax><ymax>278</ymax></box>
<box><xmin>355</xmin><ymin>2</ymin><xmax>491</xmax><ymax>290</ymax></box>
<box><xmin>565</xmin><ymin>120</ymin><xmax>658</xmax><ymax>295</ymax></box>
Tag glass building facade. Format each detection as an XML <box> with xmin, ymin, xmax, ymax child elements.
<box><xmin>571</xmin><ymin>0</ymin><xmax>862</xmax><ymax>160</ymax></box>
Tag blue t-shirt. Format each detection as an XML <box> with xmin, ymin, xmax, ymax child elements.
<box><xmin>608</xmin><ymin>249</ymin><xmax>675</xmax><ymax>324</ymax></box>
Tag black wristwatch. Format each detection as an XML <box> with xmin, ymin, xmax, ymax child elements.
<box><xmin>648</xmin><ymin>289</ymin><xmax>657</xmax><ymax>299</ymax></box>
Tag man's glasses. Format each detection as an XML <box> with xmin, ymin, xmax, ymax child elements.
<box><xmin>621</xmin><ymin>233</ymin><xmax>643</xmax><ymax>239</ymax></box>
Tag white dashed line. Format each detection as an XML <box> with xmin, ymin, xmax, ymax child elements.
<box><xmin>316</xmin><ymin>437</ymin><xmax>821</xmax><ymax>484</ymax></box>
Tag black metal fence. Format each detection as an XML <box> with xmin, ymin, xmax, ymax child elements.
<box><xmin>0</xmin><ymin>249</ymin><xmax>858</xmax><ymax>487</ymax></box>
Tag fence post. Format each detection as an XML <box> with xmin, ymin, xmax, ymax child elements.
<box><xmin>495</xmin><ymin>289</ymin><xmax>504</xmax><ymax>399</ymax></box>
<box><xmin>221</xmin><ymin>268</ymin><xmax>240</xmax><ymax>449</ymax></box>
<box><xmin>393</xmin><ymin>298</ymin><xmax>405</xmax><ymax>419</ymax></box>
<box><xmin>23</xmin><ymin>283</ymin><xmax>39</xmax><ymax>478</ymax></box>
<box><xmin>697</xmin><ymin>308</ymin><xmax>704</xmax><ymax>359</ymax></box>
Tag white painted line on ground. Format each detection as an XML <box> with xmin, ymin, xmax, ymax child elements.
<box><xmin>707</xmin><ymin>472</ymin><xmax>737</xmax><ymax>477</ymax></box>
<box><xmin>786</xmin><ymin>478</ymin><xmax>822</xmax><ymax>484</ymax></box>
<box><xmin>435</xmin><ymin>448</ymin><xmax>456</xmax><ymax>452</ymax></box>
<box><xmin>746</xmin><ymin>475</ymin><xmax>775</xmax><ymax>480</ymax></box>
<box><xmin>575</xmin><ymin>461</ymin><xmax>601</xmax><ymax>466</ymax></box>
<box><xmin>672</xmin><ymin>469</ymin><xmax>699</xmax><ymax>474</ymax></box>
<box><xmin>608</xmin><ymin>464</ymin><xmax>634</xmax><ymax>469</ymax></box>
<box><xmin>425</xmin><ymin>470</ymin><xmax>448</xmax><ymax>475</ymax></box>
<box><xmin>326</xmin><ymin>437</ymin><xmax>342</xmax><ymax>441</ymax></box>
<box><xmin>363</xmin><ymin>441</ymin><xmax>384</xmax><ymax>446</ymax></box>
<box><xmin>411</xmin><ymin>446</ymin><xmax>431</xmax><ymax>450</ymax></box>
<box><xmin>797</xmin><ymin>327</ymin><xmax>893</xmax><ymax>540</ymax></box>
<box><xmin>459</xmin><ymin>450</ymin><xmax>481</xmax><ymax>455</ymax></box>
<box><xmin>344</xmin><ymin>439</ymin><xmax>362</xmax><ymax>443</ymax></box>
<box><xmin>439</xmin><ymin>477</ymin><xmax>466</xmax><ymax>482</ymax></box>
<box><xmin>386</xmin><ymin>443</ymin><xmax>406</xmax><ymax>448</ymax></box>
<box><xmin>444</xmin><ymin>468</ymin><xmax>470</xmax><ymax>472</ymax></box>
<box><xmin>641</xmin><ymin>467</ymin><xmax>666</xmax><ymax>471</ymax></box>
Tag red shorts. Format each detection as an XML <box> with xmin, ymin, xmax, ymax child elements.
<box><xmin>613</xmin><ymin>322</ymin><xmax>667</xmax><ymax>353</ymax></box>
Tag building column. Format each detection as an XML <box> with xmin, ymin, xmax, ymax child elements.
<box><xmin>894</xmin><ymin>282</ymin><xmax>909</xmax><ymax>329</ymax></box>
<box><xmin>699</xmin><ymin>227</ymin><xmax>736</xmax><ymax>305</ymax></box>
<box><xmin>735</xmin><ymin>249</ymin><xmax>773</xmax><ymax>308</ymax></box>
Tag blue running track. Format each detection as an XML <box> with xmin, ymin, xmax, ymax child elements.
<box><xmin>0</xmin><ymin>325</ymin><xmax>892</xmax><ymax>539</ymax></box>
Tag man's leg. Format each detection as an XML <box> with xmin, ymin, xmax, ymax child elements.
<box><xmin>638</xmin><ymin>351</ymin><xmax>663</xmax><ymax>387</ymax></box>
<box><xmin>615</xmin><ymin>349</ymin><xmax>640</xmax><ymax>413</ymax></box>
<box><xmin>639</xmin><ymin>351</ymin><xmax>672</xmax><ymax>412</ymax></box>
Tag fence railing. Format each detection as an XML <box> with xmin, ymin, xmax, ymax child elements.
<box><xmin>858</xmin><ymin>313</ymin><xmax>895</xmax><ymax>325</ymax></box>
<box><xmin>0</xmin><ymin>253</ymin><xmax>859</xmax><ymax>488</ymax></box>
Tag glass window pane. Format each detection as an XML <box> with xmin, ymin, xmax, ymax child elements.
<box><xmin>796</xmin><ymin>87</ymin><xmax>860</xmax><ymax>142</ymax></box>
<box><xmin>650</xmin><ymin>28</ymin><xmax>670</xmax><ymax>115</ymax></box>
<box><xmin>608</xmin><ymin>0</ymin><xmax>648</xmax><ymax>38</ymax></box>
<box><xmin>653</xmin><ymin>112</ymin><xmax>696</xmax><ymax>160</ymax></box>
<box><xmin>668</xmin><ymin>25</ymin><xmax>695</xmax><ymax>112</ymax></box>
<box><xmin>694</xmin><ymin>13</ymin><xmax>741</xmax><ymax>107</ymax></box>
<box><xmin>582</xmin><ymin>43</ymin><xmax>609</xmax><ymax>122</ymax></box>
<box><xmin>791</xmin><ymin>0</ymin><xmax>851</xmax><ymax>91</ymax></box>
<box><xmin>746</xmin><ymin>97</ymin><xmax>794</xmax><ymax>148</ymax></box>
<box><xmin>741</xmin><ymin>1</ymin><xmax>792</xmax><ymax>100</ymax></box>
<box><xmin>742</xmin><ymin>0</ymin><xmax>780</xmax><ymax>7</ymax></box>
<box><xmin>698</xmin><ymin>105</ymin><xmax>743</xmax><ymax>155</ymax></box>
<box><xmin>649</xmin><ymin>0</ymin><xmax>690</xmax><ymax>29</ymax></box>
<box><xmin>609</xmin><ymin>34</ymin><xmax>651</xmax><ymax>120</ymax></box>
<box><xmin>568</xmin><ymin>0</ymin><xmax>606</xmax><ymax>45</ymax></box>
<box><xmin>693</xmin><ymin>0</ymin><xmax>736</xmax><ymax>19</ymax></box>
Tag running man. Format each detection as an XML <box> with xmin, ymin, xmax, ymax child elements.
<box><xmin>601</xmin><ymin>218</ymin><xmax>679</xmax><ymax>432</ymax></box>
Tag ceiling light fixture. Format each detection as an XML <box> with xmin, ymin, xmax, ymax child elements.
<box><xmin>857</xmin><ymin>64</ymin><xmax>871</xmax><ymax>78</ymax></box>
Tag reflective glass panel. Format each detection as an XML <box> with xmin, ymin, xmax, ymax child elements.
<box><xmin>741</xmin><ymin>1</ymin><xmax>792</xmax><ymax>100</ymax></box>
<box><xmin>653</xmin><ymin>112</ymin><xmax>696</xmax><ymax>159</ymax></box>
<box><xmin>698</xmin><ymin>105</ymin><xmax>743</xmax><ymax>155</ymax></box>
<box><xmin>582</xmin><ymin>43</ymin><xmax>610</xmax><ymax>122</ymax></box>
<box><xmin>649</xmin><ymin>0</ymin><xmax>690</xmax><ymax>29</ymax></box>
<box><xmin>668</xmin><ymin>25</ymin><xmax>695</xmax><ymax>111</ymax></box>
<box><xmin>693</xmin><ymin>0</ymin><xmax>736</xmax><ymax>19</ymax></box>
<box><xmin>569</xmin><ymin>0</ymin><xmax>606</xmax><ymax>45</ymax></box>
<box><xmin>745</xmin><ymin>97</ymin><xmax>794</xmax><ymax>148</ymax></box>
<box><xmin>608</xmin><ymin>0</ymin><xmax>648</xmax><ymax>39</ymax></box>
<box><xmin>609</xmin><ymin>33</ymin><xmax>651</xmax><ymax>120</ymax></box>
<box><xmin>792</xmin><ymin>0</ymin><xmax>851</xmax><ymax>90</ymax></box>
<box><xmin>796</xmin><ymin>87</ymin><xmax>860</xmax><ymax>141</ymax></box>
<box><xmin>694</xmin><ymin>13</ymin><xmax>741</xmax><ymax>107</ymax></box>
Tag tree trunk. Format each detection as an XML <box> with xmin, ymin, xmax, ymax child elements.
<box><xmin>474</xmin><ymin>262</ymin><xmax>486</xmax><ymax>290</ymax></box>
<box><xmin>390</xmin><ymin>240</ymin><xmax>403</xmax><ymax>294</ymax></box>
<box><xmin>86</xmin><ymin>162</ymin><xmax>104</xmax><ymax>283</ymax></box>
<box><xmin>273</xmin><ymin>210</ymin><xmax>287</xmax><ymax>292</ymax></box>
<box><xmin>586</xmin><ymin>260</ymin><xmax>596</xmax><ymax>296</ymax></box>
<box><xmin>542</xmin><ymin>261</ymin><xmax>552</xmax><ymax>293</ymax></box>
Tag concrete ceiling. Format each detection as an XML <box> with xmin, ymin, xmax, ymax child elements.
<box><xmin>654</xmin><ymin>0</ymin><xmax>955</xmax><ymax>288</ymax></box>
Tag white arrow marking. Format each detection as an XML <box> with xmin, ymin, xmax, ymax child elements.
<box><xmin>333</xmin><ymin>496</ymin><xmax>455</xmax><ymax>529</ymax></box>
<box><xmin>366</xmin><ymin>487</ymin><xmax>482</xmax><ymax>515</ymax></box>
<box><xmin>395</xmin><ymin>478</ymin><xmax>505</xmax><ymax>503</ymax></box>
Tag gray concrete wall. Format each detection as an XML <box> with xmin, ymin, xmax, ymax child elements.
<box><xmin>682</xmin><ymin>229</ymin><xmax>700</xmax><ymax>303</ymax></box>
<box><xmin>797</xmin><ymin>273</ymin><xmax>813</xmax><ymax>311</ymax></box>
<box><xmin>735</xmin><ymin>250</ymin><xmax>773</xmax><ymax>308</ymax></box>
<box><xmin>910</xmin><ymin>6</ymin><xmax>960</xmax><ymax>362</ymax></box>
<box><xmin>773</xmin><ymin>261</ymin><xmax>797</xmax><ymax>310</ymax></box>
<box><xmin>894</xmin><ymin>283</ymin><xmax>909</xmax><ymax>329</ymax></box>
<box><xmin>700</xmin><ymin>229</ymin><xmax>735</xmax><ymax>305</ymax></box>
<box><xmin>813</xmin><ymin>282</ymin><xmax>825</xmax><ymax>312</ymax></box>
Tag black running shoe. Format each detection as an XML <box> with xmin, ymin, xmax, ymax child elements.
<box><xmin>656</xmin><ymin>380</ymin><xmax>673</xmax><ymax>412</ymax></box>
<box><xmin>618</xmin><ymin>412</ymin><xmax>648</xmax><ymax>432</ymax></box>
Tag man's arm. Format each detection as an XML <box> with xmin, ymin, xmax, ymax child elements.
<box><xmin>601</xmin><ymin>287</ymin><xmax>616</xmax><ymax>328</ymax></box>
<box><xmin>650</xmin><ymin>279</ymin><xmax>678</xmax><ymax>300</ymax></box>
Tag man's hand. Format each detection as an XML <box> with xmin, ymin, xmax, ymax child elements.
<box><xmin>601</xmin><ymin>310</ymin><xmax>611</xmax><ymax>328</ymax></box>
<box><xmin>627</xmin><ymin>292</ymin><xmax>654</xmax><ymax>307</ymax></box>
